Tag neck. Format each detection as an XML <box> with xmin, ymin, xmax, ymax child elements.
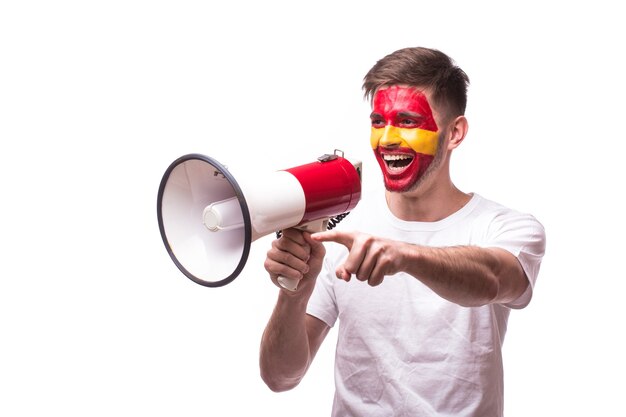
<box><xmin>385</xmin><ymin>166</ymin><xmax>471</xmax><ymax>222</ymax></box>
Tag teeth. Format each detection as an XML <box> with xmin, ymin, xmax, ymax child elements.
<box><xmin>383</xmin><ymin>154</ymin><xmax>412</xmax><ymax>161</ymax></box>
<box><xmin>381</xmin><ymin>153</ymin><xmax>413</xmax><ymax>171</ymax></box>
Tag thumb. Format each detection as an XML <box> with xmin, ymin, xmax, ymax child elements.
<box><xmin>336</xmin><ymin>265</ymin><xmax>352</xmax><ymax>282</ymax></box>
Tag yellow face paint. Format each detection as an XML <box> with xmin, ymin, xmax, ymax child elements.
<box><xmin>370</xmin><ymin>125</ymin><xmax>439</xmax><ymax>155</ymax></box>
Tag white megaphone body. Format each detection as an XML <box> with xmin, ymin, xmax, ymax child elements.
<box><xmin>157</xmin><ymin>150</ymin><xmax>362</xmax><ymax>290</ymax></box>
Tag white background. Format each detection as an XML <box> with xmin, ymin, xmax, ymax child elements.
<box><xmin>1</xmin><ymin>1</ymin><xmax>624</xmax><ymax>416</ymax></box>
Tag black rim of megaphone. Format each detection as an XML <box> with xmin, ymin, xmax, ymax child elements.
<box><xmin>156</xmin><ymin>153</ymin><xmax>252</xmax><ymax>287</ymax></box>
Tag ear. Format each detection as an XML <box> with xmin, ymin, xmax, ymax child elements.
<box><xmin>446</xmin><ymin>115</ymin><xmax>468</xmax><ymax>151</ymax></box>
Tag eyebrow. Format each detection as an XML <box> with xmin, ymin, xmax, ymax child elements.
<box><xmin>370</xmin><ymin>111</ymin><xmax>424</xmax><ymax>119</ymax></box>
<box><xmin>397</xmin><ymin>111</ymin><xmax>423</xmax><ymax>119</ymax></box>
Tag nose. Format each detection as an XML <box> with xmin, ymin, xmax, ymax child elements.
<box><xmin>379</xmin><ymin>125</ymin><xmax>401</xmax><ymax>147</ymax></box>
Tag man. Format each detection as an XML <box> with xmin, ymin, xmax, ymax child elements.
<box><xmin>260</xmin><ymin>47</ymin><xmax>546</xmax><ymax>416</ymax></box>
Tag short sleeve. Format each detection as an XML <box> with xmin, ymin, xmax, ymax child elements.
<box><xmin>484</xmin><ymin>210</ymin><xmax>546</xmax><ymax>309</ymax></box>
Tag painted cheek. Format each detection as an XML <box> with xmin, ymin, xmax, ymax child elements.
<box><xmin>370</xmin><ymin>127</ymin><xmax>382</xmax><ymax>149</ymax></box>
<box><xmin>398</xmin><ymin>128</ymin><xmax>439</xmax><ymax>156</ymax></box>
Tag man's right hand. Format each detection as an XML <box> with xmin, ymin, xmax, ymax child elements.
<box><xmin>264</xmin><ymin>228</ymin><xmax>326</xmax><ymax>297</ymax></box>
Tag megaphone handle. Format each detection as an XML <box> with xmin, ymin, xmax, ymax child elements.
<box><xmin>277</xmin><ymin>218</ymin><xmax>330</xmax><ymax>292</ymax></box>
<box><xmin>277</xmin><ymin>276</ymin><xmax>299</xmax><ymax>291</ymax></box>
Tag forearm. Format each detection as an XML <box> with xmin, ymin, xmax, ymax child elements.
<box><xmin>402</xmin><ymin>244</ymin><xmax>523</xmax><ymax>307</ymax></box>
<box><xmin>259</xmin><ymin>292</ymin><xmax>312</xmax><ymax>392</ymax></box>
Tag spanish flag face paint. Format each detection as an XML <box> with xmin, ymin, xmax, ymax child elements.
<box><xmin>370</xmin><ymin>86</ymin><xmax>439</xmax><ymax>192</ymax></box>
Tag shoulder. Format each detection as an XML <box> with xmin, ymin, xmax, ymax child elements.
<box><xmin>473</xmin><ymin>194</ymin><xmax>545</xmax><ymax>233</ymax></box>
<box><xmin>471</xmin><ymin>194</ymin><xmax>546</xmax><ymax>256</ymax></box>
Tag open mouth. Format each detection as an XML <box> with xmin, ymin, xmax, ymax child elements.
<box><xmin>382</xmin><ymin>153</ymin><xmax>414</xmax><ymax>172</ymax></box>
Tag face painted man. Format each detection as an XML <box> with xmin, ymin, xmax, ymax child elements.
<box><xmin>261</xmin><ymin>47</ymin><xmax>546</xmax><ymax>417</ymax></box>
<box><xmin>370</xmin><ymin>85</ymin><xmax>441</xmax><ymax>192</ymax></box>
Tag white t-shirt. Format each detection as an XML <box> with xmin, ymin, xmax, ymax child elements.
<box><xmin>306</xmin><ymin>191</ymin><xmax>546</xmax><ymax>417</ymax></box>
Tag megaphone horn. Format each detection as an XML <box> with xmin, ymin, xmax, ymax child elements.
<box><xmin>157</xmin><ymin>150</ymin><xmax>362</xmax><ymax>289</ymax></box>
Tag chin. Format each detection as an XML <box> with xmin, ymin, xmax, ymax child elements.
<box><xmin>383</xmin><ymin>175</ymin><xmax>425</xmax><ymax>193</ymax></box>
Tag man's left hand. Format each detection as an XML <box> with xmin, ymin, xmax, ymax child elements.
<box><xmin>312</xmin><ymin>230</ymin><xmax>404</xmax><ymax>287</ymax></box>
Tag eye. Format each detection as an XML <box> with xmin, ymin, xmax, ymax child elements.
<box><xmin>399</xmin><ymin>118</ymin><xmax>419</xmax><ymax>128</ymax></box>
<box><xmin>371</xmin><ymin>118</ymin><xmax>385</xmax><ymax>128</ymax></box>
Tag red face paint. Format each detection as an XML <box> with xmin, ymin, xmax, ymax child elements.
<box><xmin>370</xmin><ymin>86</ymin><xmax>439</xmax><ymax>192</ymax></box>
<box><xmin>371</xmin><ymin>86</ymin><xmax>438</xmax><ymax>133</ymax></box>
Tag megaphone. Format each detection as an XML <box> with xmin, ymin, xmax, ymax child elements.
<box><xmin>157</xmin><ymin>150</ymin><xmax>362</xmax><ymax>290</ymax></box>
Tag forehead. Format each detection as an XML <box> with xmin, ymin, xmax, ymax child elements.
<box><xmin>372</xmin><ymin>85</ymin><xmax>434</xmax><ymax>115</ymax></box>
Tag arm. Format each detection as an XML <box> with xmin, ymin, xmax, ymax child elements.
<box><xmin>259</xmin><ymin>229</ymin><xmax>330</xmax><ymax>392</ymax></box>
<box><xmin>401</xmin><ymin>245</ymin><xmax>527</xmax><ymax>307</ymax></box>
<box><xmin>312</xmin><ymin>231</ymin><xmax>528</xmax><ymax>308</ymax></box>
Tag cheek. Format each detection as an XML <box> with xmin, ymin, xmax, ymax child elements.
<box><xmin>400</xmin><ymin>129</ymin><xmax>440</xmax><ymax>156</ymax></box>
<box><xmin>370</xmin><ymin>127</ymin><xmax>381</xmax><ymax>149</ymax></box>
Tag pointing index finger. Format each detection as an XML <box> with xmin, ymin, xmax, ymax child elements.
<box><xmin>311</xmin><ymin>230</ymin><xmax>354</xmax><ymax>249</ymax></box>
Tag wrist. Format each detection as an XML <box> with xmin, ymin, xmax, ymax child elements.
<box><xmin>400</xmin><ymin>242</ymin><xmax>425</xmax><ymax>275</ymax></box>
<box><xmin>277</xmin><ymin>286</ymin><xmax>311</xmax><ymax>310</ymax></box>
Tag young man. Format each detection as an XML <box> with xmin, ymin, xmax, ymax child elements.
<box><xmin>260</xmin><ymin>47</ymin><xmax>546</xmax><ymax>416</ymax></box>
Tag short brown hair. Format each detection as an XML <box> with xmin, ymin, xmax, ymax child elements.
<box><xmin>363</xmin><ymin>47</ymin><xmax>469</xmax><ymax>119</ymax></box>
